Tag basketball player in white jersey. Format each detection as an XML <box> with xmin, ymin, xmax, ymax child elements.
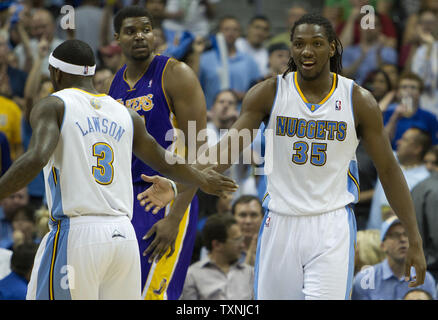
<box><xmin>0</xmin><ymin>40</ymin><xmax>237</xmax><ymax>300</ymax></box>
<box><xmin>138</xmin><ymin>14</ymin><xmax>427</xmax><ymax>299</ymax></box>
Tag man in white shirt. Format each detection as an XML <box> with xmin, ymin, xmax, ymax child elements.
<box><xmin>236</xmin><ymin>15</ymin><xmax>271</xmax><ymax>77</ymax></box>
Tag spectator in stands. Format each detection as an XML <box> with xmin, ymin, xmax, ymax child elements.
<box><xmin>352</xmin><ymin>216</ymin><xmax>437</xmax><ymax>300</ymax></box>
<box><xmin>98</xmin><ymin>41</ymin><xmax>123</xmax><ymax>74</ymax></box>
<box><xmin>367</xmin><ymin>128</ymin><xmax>431</xmax><ymax>229</ymax></box>
<box><xmin>265</xmin><ymin>42</ymin><xmax>290</xmax><ymax>78</ymax></box>
<box><xmin>355</xmin><ymin>140</ymin><xmax>378</xmax><ymax>230</ymax></box>
<box><xmin>0</xmin><ymin>32</ymin><xmax>27</xmax><ymax>108</ymax></box>
<box><xmin>411</xmin><ymin>8</ymin><xmax>438</xmax><ymax>116</ymax></box>
<box><xmin>205</xmin><ymin>89</ymin><xmax>257</xmax><ymax>200</ymax></box>
<box><xmin>381</xmin><ymin>63</ymin><xmax>399</xmax><ymax>91</ymax></box>
<box><xmin>0</xmin><ymin>247</ymin><xmax>12</xmax><ymax>280</ymax></box>
<box><xmin>403</xmin><ymin>289</ymin><xmax>434</xmax><ymax>300</ymax></box>
<box><xmin>146</xmin><ymin>0</ymin><xmax>198</xmax><ymax>61</ymax></box>
<box><xmin>0</xmin><ymin>243</ymin><xmax>38</xmax><ymax>300</ymax></box>
<box><xmin>236</xmin><ymin>15</ymin><xmax>271</xmax><ymax>77</ymax></box>
<box><xmin>0</xmin><ymin>92</ymin><xmax>22</xmax><ymax>160</ymax></box>
<box><xmin>56</xmin><ymin>0</ymin><xmax>112</xmax><ymax>57</ymax></box>
<box><xmin>162</xmin><ymin>0</ymin><xmax>219</xmax><ymax>38</ymax></box>
<box><xmin>342</xmin><ymin>13</ymin><xmax>397</xmax><ymax>85</ymax></box>
<box><xmin>13</xmin><ymin>8</ymin><xmax>63</xmax><ymax>76</ymax></box>
<box><xmin>0</xmin><ymin>131</ymin><xmax>11</xmax><ymax>177</ymax></box>
<box><xmin>363</xmin><ymin>68</ymin><xmax>394</xmax><ymax>111</ymax></box>
<box><xmin>199</xmin><ymin>16</ymin><xmax>261</xmax><ymax>109</ymax></box>
<box><xmin>93</xmin><ymin>67</ymin><xmax>114</xmax><ymax>94</ymax></box>
<box><xmin>268</xmin><ymin>3</ymin><xmax>308</xmax><ymax>47</ymax></box>
<box><xmin>338</xmin><ymin>0</ymin><xmax>398</xmax><ymax>48</ymax></box>
<box><xmin>231</xmin><ymin>195</ymin><xmax>263</xmax><ymax>266</ymax></box>
<box><xmin>423</xmin><ymin>145</ymin><xmax>438</xmax><ymax>172</ymax></box>
<box><xmin>411</xmin><ymin>169</ymin><xmax>438</xmax><ymax>281</ymax></box>
<box><xmin>401</xmin><ymin>0</ymin><xmax>438</xmax><ymax>69</ymax></box>
<box><xmin>11</xmin><ymin>205</ymin><xmax>39</xmax><ymax>250</ymax></box>
<box><xmin>0</xmin><ymin>187</ymin><xmax>29</xmax><ymax>249</ymax></box>
<box><xmin>383</xmin><ymin>72</ymin><xmax>438</xmax><ymax>149</ymax></box>
<box><xmin>354</xmin><ymin>229</ymin><xmax>386</xmax><ymax>275</ymax></box>
<box><xmin>181</xmin><ymin>214</ymin><xmax>254</xmax><ymax>300</ymax></box>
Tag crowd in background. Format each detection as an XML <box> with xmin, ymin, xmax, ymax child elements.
<box><xmin>0</xmin><ymin>0</ymin><xmax>438</xmax><ymax>300</ymax></box>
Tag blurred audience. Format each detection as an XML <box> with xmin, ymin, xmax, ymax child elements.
<box><xmin>411</xmin><ymin>169</ymin><xmax>438</xmax><ymax>281</ymax></box>
<box><xmin>367</xmin><ymin>128</ymin><xmax>431</xmax><ymax>229</ymax></box>
<box><xmin>180</xmin><ymin>214</ymin><xmax>254</xmax><ymax>300</ymax></box>
<box><xmin>423</xmin><ymin>145</ymin><xmax>438</xmax><ymax>172</ymax></box>
<box><xmin>410</xmin><ymin>8</ymin><xmax>438</xmax><ymax>117</ymax></box>
<box><xmin>352</xmin><ymin>216</ymin><xmax>437</xmax><ymax>300</ymax></box>
<box><xmin>354</xmin><ymin>229</ymin><xmax>385</xmax><ymax>275</ymax></box>
<box><xmin>199</xmin><ymin>16</ymin><xmax>261</xmax><ymax>109</ymax></box>
<box><xmin>0</xmin><ymin>243</ymin><xmax>38</xmax><ymax>300</ymax></box>
<box><xmin>342</xmin><ymin>13</ymin><xmax>397</xmax><ymax>85</ymax></box>
<box><xmin>383</xmin><ymin>72</ymin><xmax>438</xmax><ymax>150</ymax></box>
<box><xmin>231</xmin><ymin>195</ymin><xmax>263</xmax><ymax>266</ymax></box>
<box><xmin>236</xmin><ymin>15</ymin><xmax>271</xmax><ymax>77</ymax></box>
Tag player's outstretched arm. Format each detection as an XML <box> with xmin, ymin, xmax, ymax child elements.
<box><xmin>354</xmin><ymin>84</ymin><xmax>426</xmax><ymax>287</ymax></box>
<box><xmin>0</xmin><ymin>96</ymin><xmax>63</xmax><ymax>199</ymax></box>
<box><xmin>198</xmin><ymin>77</ymin><xmax>276</xmax><ymax>173</ymax></box>
<box><xmin>137</xmin><ymin>77</ymin><xmax>276</xmax><ymax>212</ymax></box>
<box><xmin>129</xmin><ymin>108</ymin><xmax>238</xmax><ymax>196</ymax></box>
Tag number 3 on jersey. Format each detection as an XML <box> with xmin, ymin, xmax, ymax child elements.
<box><xmin>92</xmin><ymin>142</ymin><xmax>114</xmax><ymax>185</ymax></box>
<box><xmin>292</xmin><ymin>141</ymin><xmax>327</xmax><ymax>166</ymax></box>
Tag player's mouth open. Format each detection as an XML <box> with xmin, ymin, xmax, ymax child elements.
<box><xmin>302</xmin><ymin>61</ymin><xmax>316</xmax><ymax>69</ymax></box>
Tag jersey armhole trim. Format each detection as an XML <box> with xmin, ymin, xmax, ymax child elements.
<box><xmin>349</xmin><ymin>80</ymin><xmax>356</xmax><ymax>129</ymax></box>
<box><xmin>50</xmin><ymin>93</ymin><xmax>67</xmax><ymax>133</ymax></box>
<box><xmin>265</xmin><ymin>75</ymin><xmax>281</xmax><ymax>131</ymax></box>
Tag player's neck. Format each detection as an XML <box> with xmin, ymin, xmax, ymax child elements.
<box><xmin>125</xmin><ymin>54</ymin><xmax>155</xmax><ymax>82</ymax></box>
<box><xmin>296</xmin><ymin>69</ymin><xmax>333</xmax><ymax>101</ymax></box>
<box><xmin>62</xmin><ymin>78</ymin><xmax>99</xmax><ymax>95</ymax></box>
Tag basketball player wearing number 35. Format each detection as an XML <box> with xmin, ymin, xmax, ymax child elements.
<box><xmin>138</xmin><ymin>14</ymin><xmax>427</xmax><ymax>299</ymax></box>
<box><xmin>0</xmin><ymin>39</ymin><xmax>237</xmax><ymax>300</ymax></box>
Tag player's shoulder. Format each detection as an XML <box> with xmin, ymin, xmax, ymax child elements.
<box><xmin>247</xmin><ymin>75</ymin><xmax>278</xmax><ymax>96</ymax></box>
<box><xmin>164</xmin><ymin>57</ymin><xmax>193</xmax><ymax>76</ymax></box>
<box><xmin>352</xmin><ymin>83</ymin><xmax>377</xmax><ymax>106</ymax></box>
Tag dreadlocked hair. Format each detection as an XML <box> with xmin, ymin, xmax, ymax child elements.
<box><xmin>283</xmin><ymin>13</ymin><xmax>343</xmax><ymax>78</ymax></box>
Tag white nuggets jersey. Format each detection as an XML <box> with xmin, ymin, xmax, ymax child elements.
<box><xmin>264</xmin><ymin>72</ymin><xmax>359</xmax><ymax>216</ymax></box>
<box><xmin>44</xmin><ymin>88</ymin><xmax>134</xmax><ymax>221</ymax></box>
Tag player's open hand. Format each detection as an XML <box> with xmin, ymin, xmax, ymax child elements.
<box><xmin>404</xmin><ymin>242</ymin><xmax>427</xmax><ymax>287</ymax></box>
<box><xmin>142</xmin><ymin>215</ymin><xmax>179</xmax><ymax>263</ymax></box>
<box><xmin>198</xmin><ymin>165</ymin><xmax>239</xmax><ymax>196</ymax></box>
<box><xmin>137</xmin><ymin>174</ymin><xmax>175</xmax><ymax>214</ymax></box>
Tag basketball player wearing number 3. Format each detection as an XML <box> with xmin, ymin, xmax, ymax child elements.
<box><xmin>0</xmin><ymin>39</ymin><xmax>237</xmax><ymax>300</ymax></box>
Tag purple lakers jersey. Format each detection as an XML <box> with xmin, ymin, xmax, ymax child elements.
<box><xmin>108</xmin><ymin>55</ymin><xmax>175</xmax><ymax>184</ymax></box>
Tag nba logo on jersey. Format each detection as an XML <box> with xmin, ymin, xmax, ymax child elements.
<box><xmin>83</xmin><ymin>66</ymin><xmax>88</xmax><ymax>75</ymax></box>
<box><xmin>335</xmin><ymin>100</ymin><xmax>342</xmax><ymax>111</ymax></box>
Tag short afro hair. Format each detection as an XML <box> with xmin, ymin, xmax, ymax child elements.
<box><xmin>113</xmin><ymin>6</ymin><xmax>154</xmax><ymax>34</ymax></box>
<box><xmin>52</xmin><ymin>39</ymin><xmax>95</xmax><ymax>68</ymax></box>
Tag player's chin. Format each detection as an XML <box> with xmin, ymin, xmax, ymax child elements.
<box><xmin>297</xmin><ymin>67</ymin><xmax>320</xmax><ymax>81</ymax></box>
<box><xmin>132</xmin><ymin>52</ymin><xmax>151</xmax><ymax>61</ymax></box>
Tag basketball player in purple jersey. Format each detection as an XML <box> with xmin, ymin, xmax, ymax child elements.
<box><xmin>107</xmin><ymin>6</ymin><xmax>207</xmax><ymax>300</ymax></box>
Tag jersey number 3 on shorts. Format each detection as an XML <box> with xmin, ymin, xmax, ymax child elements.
<box><xmin>92</xmin><ymin>142</ymin><xmax>114</xmax><ymax>185</ymax></box>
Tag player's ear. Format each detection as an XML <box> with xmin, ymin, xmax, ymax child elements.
<box><xmin>114</xmin><ymin>32</ymin><xmax>120</xmax><ymax>42</ymax></box>
<box><xmin>329</xmin><ymin>40</ymin><xmax>335</xmax><ymax>58</ymax></box>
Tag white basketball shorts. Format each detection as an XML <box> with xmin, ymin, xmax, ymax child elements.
<box><xmin>254</xmin><ymin>205</ymin><xmax>357</xmax><ymax>300</ymax></box>
<box><xmin>27</xmin><ymin>215</ymin><xmax>141</xmax><ymax>300</ymax></box>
